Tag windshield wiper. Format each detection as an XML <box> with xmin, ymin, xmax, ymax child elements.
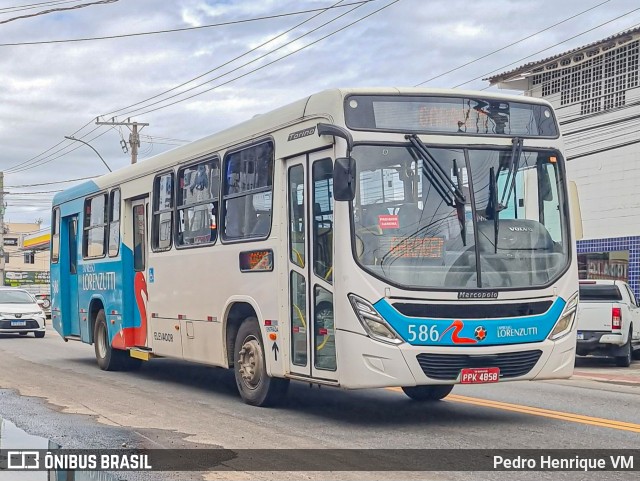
<box><xmin>405</xmin><ymin>134</ymin><xmax>467</xmax><ymax>246</ymax></box>
<box><xmin>405</xmin><ymin>134</ymin><xmax>466</xmax><ymax>207</ymax></box>
<box><xmin>452</xmin><ymin>158</ymin><xmax>466</xmax><ymax>246</ymax></box>
<box><xmin>489</xmin><ymin>166</ymin><xmax>499</xmax><ymax>253</ymax></box>
<box><xmin>497</xmin><ymin>137</ymin><xmax>523</xmax><ymax>212</ymax></box>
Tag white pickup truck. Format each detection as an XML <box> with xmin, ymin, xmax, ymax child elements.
<box><xmin>576</xmin><ymin>280</ymin><xmax>640</xmax><ymax>366</ymax></box>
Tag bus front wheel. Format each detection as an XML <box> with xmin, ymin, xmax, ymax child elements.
<box><xmin>402</xmin><ymin>385</ymin><xmax>453</xmax><ymax>401</ymax></box>
<box><xmin>234</xmin><ymin>317</ymin><xmax>289</xmax><ymax>407</ymax></box>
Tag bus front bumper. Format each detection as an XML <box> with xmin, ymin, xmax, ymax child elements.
<box><xmin>336</xmin><ymin>329</ymin><xmax>576</xmax><ymax>389</ymax></box>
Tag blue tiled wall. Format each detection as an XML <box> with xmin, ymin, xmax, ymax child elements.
<box><xmin>577</xmin><ymin>236</ymin><xmax>640</xmax><ymax>298</ymax></box>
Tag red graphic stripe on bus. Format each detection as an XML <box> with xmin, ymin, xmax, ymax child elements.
<box><xmin>111</xmin><ymin>272</ymin><xmax>148</xmax><ymax>349</ymax></box>
<box><xmin>439</xmin><ymin>320</ymin><xmax>478</xmax><ymax>344</ymax></box>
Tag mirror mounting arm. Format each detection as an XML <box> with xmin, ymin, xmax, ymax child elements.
<box><xmin>317</xmin><ymin>123</ymin><xmax>353</xmax><ymax>156</ymax></box>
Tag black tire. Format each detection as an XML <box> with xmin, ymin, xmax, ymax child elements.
<box><xmin>93</xmin><ymin>310</ymin><xmax>142</xmax><ymax>371</ymax></box>
<box><xmin>615</xmin><ymin>332</ymin><xmax>633</xmax><ymax>368</ymax></box>
<box><xmin>233</xmin><ymin>317</ymin><xmax>289</xmax><ymax>407</ymax></box>
<box><xmin>402</xmin><ymin>385</ymin><xmax>454</xmax><ymax>401</ymax></box>
<box><xmin>34</xmin><ymin>331</ymin><xmax>45</xmax><ymax>338</ymax></box>
<box><xmin>94</xmin><ymin>310</ymin><xmax>120</xmax><ymax>371</ymax></box>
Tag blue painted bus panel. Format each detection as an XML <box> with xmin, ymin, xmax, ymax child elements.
<box><xmin>373</xmin><ymin>297</ymin><xmax>566</xmax><ymax>346</ymax></box>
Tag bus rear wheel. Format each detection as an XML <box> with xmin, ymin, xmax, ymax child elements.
<box><xmin>234</xmin><ymin>317</ymin><xmax>289</xmax><ymax>407</ymax></box>
<box><xmin>402</xmin><ymin>385</ymin><xmax>454</xmax><ymax>401</ymax></box>
<box><xmin>94</xmin><ymin>309</ymin><xmax>142</xmax><ymax>371</ymax></box>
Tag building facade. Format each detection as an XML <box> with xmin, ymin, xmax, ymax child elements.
<box><xmin>487</xmin><ymin>28</ymin><xmax>640</xmax><ymax>297</ymax></box>
<box><xmin>2</xmin><ymin>222</ymin><xmax>50</xmax><ymax>288</ymax></box>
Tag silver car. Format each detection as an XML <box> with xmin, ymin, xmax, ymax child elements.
<box><xmin>0</xmin><ymin>287</ymin><xmax>46</xmax><ymax>338</ymax></box>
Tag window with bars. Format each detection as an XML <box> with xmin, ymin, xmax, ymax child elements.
<box><xmin>532</xmin><ymin>40</ymin><xmax>639</xmax><ymax>114</ymax></box>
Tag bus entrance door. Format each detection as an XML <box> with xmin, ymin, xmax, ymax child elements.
<box><xmin>129</xmin><ymin>199</ymin><xmax>155</xmax><ymax>352</ymax></box>
<box><xmin>286</xmin><ymin>153</ymin><xmax>338</xmax><ymax>382</ymax></box>
<box><xmin>63</xmin><ymin>216</ymin><xmax>80</xmax><ymax>336</ymax></box>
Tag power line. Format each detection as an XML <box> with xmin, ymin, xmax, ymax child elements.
<box><xmin>3</xmin><ymin>119</ymin><xmax>96</xmax><ymax>173</ymax></box>
<box><xmin>5</xmin><ymin>176</ymin><xmax>95</xmax><ymax>188</ymax></box>
<box><xmin>0</xmin><ymin>0</ymin><xmax>83</xmax><ymax>14</ymax></box>
<box><xmin>7</xmin><ymin>1</ymin><xmax>394</xmax><ymax>176</ymax></box>
<box><xmin>5</xmin><ymin>1</ymin><xmax>374</xmax><ymax>175</ymax></box>
<box><xmin>128</xmin><ymin>0</ymin><xmax>402</xmax><ymax>119</ymax></box>
<box><xmin>454</xmin><ymin>6</ymin><xmax>640</xmax><ymax>89</ymax></box>
<box><xmin>114</xmin><ymin>0</ymin><xmax>368</xmax><ymax>119</ymax></box>
<box><xmin>4</xmin><ymin>190</ymin><xmax>63</xmax><ymax>194</ymax></box>
<box><xmin>7</xmin><ymin>127</ymin><xmax>112</xmax><ymax>174</ymax></box>
<box><xmin>5</xmin><ymin>122</ymin><xmax>122</xmax><ymax>175</ymax></box>
<box><xmin>413</xmin><ymin>0</ymin><xmax>611</xmax><ymax>87</ymax></box>
<box><xmin>102</xmin><ymin>0</ymin><xmax>353</xmax><ymax>117</ymax></box>
<box><xmin>0</xmin><ymin>1</ymin><xmax>377</xmax><ymax>48</ymax></box>
<box><xmin>0</xmin><ymin>0</ymin><xmax>117</xmax><ymax>25</ymax></box>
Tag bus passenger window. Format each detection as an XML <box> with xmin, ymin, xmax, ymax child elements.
<box><xmin>222</xmin><ymin>141</ymin><xmax>274</xmax><ymax>241</ymax></box>
<box><xmin>133</xmin><ymin>205</ymin><xmax>146</xmax><ymax>271</ymax></box>
<box><xmin>177</xmin><ymin>159</ymin><xmax>220</xmax><ymax>246</ymax></box>
<box><xmin>313</xmin><ymin>158</ymin><xmax>333</xmax><ymax>283</ymax></box>
<box><xmin>51</xmin><ymin>208</ymin><xmax>60</xmax><ymax>264</ymax></box>
<box><xmin>288</xmin><ymin>166</ymin><xmax>305</xmax><ymax>267</ymax></box>
<box><xmin>82</xmin><ymin>194</ymin><xmax>107</xmax><ymax>258</ymax></box>
<box><xmin>152</xmin><ymin>173</ymin><xmax>174</xmax><ymax>251</ymax></box>
<box><xmin>108</xmin><ymin>189</ymin><xmax>121</xmax><ymax>256</ymax></box>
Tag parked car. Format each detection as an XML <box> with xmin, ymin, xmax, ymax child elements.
<box><xmin>0</xmin><ymin>287</ymin><xmax>46</xmax><ymax>338</ymax></box>
<box><xmin>576</xmin><ymin>280</ymin><xmax>640</xmax><ymax>366</ymax></box>
<box><xmin>34</xmin><ymin>293</ymin><xmax>51</xmax><ymax>318</ymax></box>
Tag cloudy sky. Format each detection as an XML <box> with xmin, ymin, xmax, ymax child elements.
<box><xmin>1</xmin><ymin>0</ymin><xmax>639</xmax><ymax>225</ymax></box>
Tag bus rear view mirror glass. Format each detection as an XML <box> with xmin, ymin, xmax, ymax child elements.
<box><xmin>333</xmin><ymin>157</ymin><xmax>356</xmax><ymax>201</ymax></box>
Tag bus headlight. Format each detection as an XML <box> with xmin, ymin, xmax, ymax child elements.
<box><xmin>348</xmin><ymin>294</ymin><xmax>402</xmax><ymax>345</ymax></box>
<box><xmin>548</xmin><ymin>293</ymin><xmax>579</xmax><ymax>341</ymax></box>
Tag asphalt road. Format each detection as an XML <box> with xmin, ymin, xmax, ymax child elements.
<box><xmin>0</xmin><ymin>325</ymin><xmax>638</xmax><ymax>481</ymax></box>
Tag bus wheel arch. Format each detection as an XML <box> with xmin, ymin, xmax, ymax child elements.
<box><xmin>88</xmin><ymin>298</ymin><xmax>105</xmax><ymax>344</ymax></box>
<box><xmin>224</xmin><ymin>301</ymin><xmax>258</xmax><ymax>368</ymax></box>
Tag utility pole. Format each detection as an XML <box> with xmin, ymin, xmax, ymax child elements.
<box><xmin>0</xmin><ymin>172</ymin><xmax>5</xmax><ymax>287</ymax></box>
<box><xmin>95</xmin><ymin>118</ymin><xmax>149</xmax><ymax>164</ymax></box>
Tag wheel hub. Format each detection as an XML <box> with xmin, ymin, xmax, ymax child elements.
<box><xmin>97</xmin><ymin>324</ymin><xmax>107</xmax><ymax>359</ymax></box>
<box><xmin>238</xmin><ymin>337</ymin><xmax>263</xmax><ymax>390</ymax></box>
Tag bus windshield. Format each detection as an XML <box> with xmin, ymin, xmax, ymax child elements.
<box><xmin>351</xmin><ymin>143</ymin><xmax>569</xmax><ymax>290</ymax></box>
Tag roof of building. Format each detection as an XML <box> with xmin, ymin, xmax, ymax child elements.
<box><xmin>485</xmin><ymin>26</ymin><xmax>640</xmax><ymax>84</ymax></box>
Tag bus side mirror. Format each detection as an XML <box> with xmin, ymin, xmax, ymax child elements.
<box><xmin>333</xmin><ymin>157</ymin><xmax>356</xmax><ymax>202</ymax></box>
<box><xmin>568</xmin><ymin>181</ymin><xmax>583</xmax><ymax>241</ymax></box>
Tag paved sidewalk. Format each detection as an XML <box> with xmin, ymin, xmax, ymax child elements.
<box><xmin>572</xmin><ymin>357</ymin><xmax>640</xmax><ymax>385</ymax></box>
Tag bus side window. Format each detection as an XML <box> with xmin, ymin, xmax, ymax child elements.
<box><xmin>152</xmin><ymin>172</ymin><xmax>174</xmax><ymax>251</ymax></box>
<box><xmin>108</xmin><ymin>189</ymin><xmax>121</xmax><ymax>256</ymax></box>
<box><xmin>222</xmin><ymin>141</ymin><xmax>274</xmax><ymax>241</ymax></box>
<box><xmin>51</xmin><ymin>208</ymin><xmax>60</xmax><ymax>264</ymax></box>
<box><xmin>177</xmin><ymin>158</ymin><xmax>219</xmax><ymax>247</ymax></box>
<box><xmin>312</xmin><ymin>158</ymin><xmax>333</xmax><ymax>283</ymax></box>
<box><xmin>83</xmin><ymin>193</ymin><xmax>107</xmax><ymax>259</ymax></box>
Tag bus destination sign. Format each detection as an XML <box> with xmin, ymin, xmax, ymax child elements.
<box><xmin>345</xmin><ymin>95</ymin><xmax>559</xmax><ymax>138</ymax></box>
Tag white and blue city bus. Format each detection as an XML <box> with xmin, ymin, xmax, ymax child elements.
<box><xmin>51</xmin><ymin>88</ymin><xmax>580</xmax><ymax>406</ymax></box>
